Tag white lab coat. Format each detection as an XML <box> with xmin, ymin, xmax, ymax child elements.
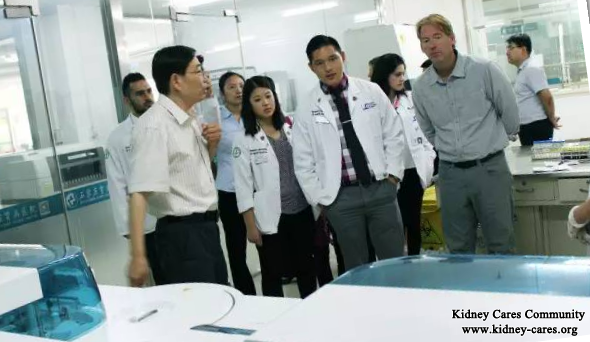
<box><xmin>233</xmin><ymin>125</ymin><xmax>313</xmax><ymax>235</ymax></box>
<box><xmin>292</xmin><ymin>76</ymin><xmax>406</xmax><ymax>206</ymax></box>
<box><xmin>396</xmin><ymin>94</ymin><xmax>437</xmax><ymax>189</ymax></box>
<box><xmin>105</xmin><ymin>114</ymin><xmax>157</xmax><ymax>236</ymax></box>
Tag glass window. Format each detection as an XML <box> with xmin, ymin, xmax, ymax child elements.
<box><xmin>0</xmin><ymin>14</ymin><xmax>70</xmax><ymax>247</ymax></box>
<box><xmin>465</xmin><ymin>0</ymin><xmax>588</xmax><ymax>92</ymax></box>
<box><xmin>123</xmin><ymin>0</ymin><xmax>174</xmax><ymax>98</ymax></box>
<box><xmin>0</xmin><ymin>38</ymin><xmax>34</xmax><ymax>153</ymax></box>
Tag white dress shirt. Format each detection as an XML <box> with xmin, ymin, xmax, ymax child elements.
<box><xmin>514</xmin><ymin>58</ymin><xmax>550</xmax><ymax>125</ymax></box>
<box><xmin>105</xmin><ymin>114</ymin><xmax>157</xmax><ymax>236</ymax></box>
<box><xmin>128</xmin><ymin>95</ymin><xmax>217</xmax><ymax>218</ymax></box>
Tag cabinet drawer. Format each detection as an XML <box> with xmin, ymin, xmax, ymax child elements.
<box><xmin>558</xmin><ymin>178</ymin><xmax>590</xmax><ymax>202</ymax></box>
<box><xmin>513</xmin><ymin>179</ymin><xmax>556</xmax><ymax>202</ymax></box>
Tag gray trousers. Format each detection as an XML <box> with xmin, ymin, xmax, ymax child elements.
<box><xmin>438</xmin><ymin>152</ymin><xmax>515</xmax><ymax>254</ymax></box>
<box><xmin>325</xmin><ymin>180</ymin><xmax>405</xmax><ymax>271</ymax></box>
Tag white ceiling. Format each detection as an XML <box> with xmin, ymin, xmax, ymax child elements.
<box><xmin>482</xmin><ymin>0</ymin><xmax>579</xmax><ymax>21</ymax></box>
<box><xmin>121</xmin><ymin>0</ymin><xmax>365</xmax><ymax>18</ymax></box>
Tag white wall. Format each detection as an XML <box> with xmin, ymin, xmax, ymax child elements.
<box><xmin>553</xmin><ymin>93</ymin><xmax>590</xmax><ymax>140</ymax></box>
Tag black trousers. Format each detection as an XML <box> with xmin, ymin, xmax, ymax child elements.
<box><xmin>518</xmin><ymin>118</ymin><xmax>554</xmax><ymax>146</ymax></box>
<box><xmin>328</xmin><ymin>221</ymin><xmax>346</xmax><ymax>276</ymax></box>
<box><xmin>314</xmin><ymin>243</ymin><xmax>333</xmax><ymax>286</ymax></box>
<box><xmin>257</xmin><ymin>206</ymin><xmax>317</xmax><ymax>298</ymax></box>
<box><xmin>218</xmin><ymin>191</ymin><xmax>256</xmax><ymax>295</ymax></box>
<box><xmin>145</xmin><ymin>231</ymin><xmax>165</xmax><ymax>285</ymax></box>
<box><xmin>398</xmin><ymin>168</ymin><xmax>425</xmax><ymax>255</ymax></box>
<box><xmin>155</xmin><ymin>212</ymin><xmax>228</xmax><ymax>285</ymax></box>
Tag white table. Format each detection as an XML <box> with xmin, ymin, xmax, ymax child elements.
<box><xmin>0</xmin><ymin>283</ymin><xmax>300</xmax><ymax>342</ymax></box>
<box><xmin>248</xmin><ymin>284</ymin><xmax>590</xmax><ymax>342</ymax></box>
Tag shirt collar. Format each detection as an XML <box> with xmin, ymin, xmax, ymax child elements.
<box><xmin>158</xmin><ymin>94</ymin><xmax>191</xmax><ymax>125</ymax></box>
<box><xmin>450</xmin><ymin>51</ymin><xmax>467</xmax><ymax>79</ymax></box>
<box><xmin>320</xmin><ymin>73</ymin><xmax>349</xmax><ymax>95</ymax></box>
<box><xmin>220</xmin><ymin>105</ymin><xmax>233</xmax><ymax>120</ymax></box>
<box><xmin>128</xmin><ymin>112</ymin><xmax>138</xmax><ymax>125</ymax></box>
<box><xmin>427</xmin><ymin>50</ymin><xmax>466</xmax><ymax>85</ymax></box>
<box><xmin>518</xmin><ymin>57</ymin><xmax>531</xmax><ymax>72</ymax></box>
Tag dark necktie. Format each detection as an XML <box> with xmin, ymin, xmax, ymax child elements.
<box><xmin>329</xmin><ymin>87</ymin><xmax>372</xmax><ymax>186</ymax></box>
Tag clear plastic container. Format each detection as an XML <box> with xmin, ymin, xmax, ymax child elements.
<box><xmin>0</xmin><ymin>245</ymin><xmax>106</xmax><ymax>341</ymax></box>
<box><xmin>531</xmin><ymin>140</ymin><xmax>564</xmax><ymax>160</ymax></box>
<box><xmin>333</xmin><ymin>255</ymin><xmax>590</xmax><ymax>298</ymax></box>
<box><xmin>196</xmin><ymin>96</ymin><xmax>221</xmax><ymax>125</ymax></box>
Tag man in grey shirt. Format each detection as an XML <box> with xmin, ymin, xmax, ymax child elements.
<box><xmin>506</xmin><ymin>33</ymin><xmax>560</xmax><ymax>146</ymax></box>
<box><xmin>412</xmin><ymin>14</ymin><xmax>520</xmax><ymax>254</ymax></box>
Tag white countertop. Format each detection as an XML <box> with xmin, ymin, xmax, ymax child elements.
<box><xmin>505</xmin><ymin>146</ymin><xmax>590</xmax><ymax>178</ymax></box>
<box><xmin>248</xmin><ymin>285</ymin><xmax>590</xmax><ymax>342</ymax></box>
<box><xmin>0</xmin><ymin>283</ymin><xmax>300</xmax><ymax>342</ymax></box>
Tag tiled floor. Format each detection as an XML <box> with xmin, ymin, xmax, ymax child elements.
<box><xmin>249</xmin><ymin>244</ymin><xmax>341</xmax><ymax>299</ymax></box>
<box><xmin>219</xmin><ymin>222</ymin><xmax>341</xmax><ymax>299</ymax></box>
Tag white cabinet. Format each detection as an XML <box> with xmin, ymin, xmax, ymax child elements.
<box><xmin>513</xmin><ymin>179</ymin><xmax>556</xmax><ymax>203</ymax></box>
<box><xmin>557</xmin><ymin>178</ymin><xmax>590</xmax><ymax>203</ymax></box>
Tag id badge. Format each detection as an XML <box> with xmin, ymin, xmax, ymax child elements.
<box><xmin>253</xmin><ymin>151</ymin><xmax>269</xmax><ymax>165</ymax></box>
<box><xmin>314</xmin><ymin>116</ymin><xmax>330</xmax><ymax>124</ymax></box>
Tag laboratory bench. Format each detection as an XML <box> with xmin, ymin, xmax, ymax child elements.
<box><xmin>505</xmin><ymin>146</ymin><xmax>590</xmax><ymax>256</ymax></box>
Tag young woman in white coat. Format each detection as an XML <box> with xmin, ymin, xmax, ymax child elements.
<box><xmin>371</xmin><ymin>53</ymin><xmax>437</xmax><ymax>255</ymax></box>
<box><xmin>233</xmin><ymin>76</ymin><xmax>317</xmax><ymax>298</ymax></box>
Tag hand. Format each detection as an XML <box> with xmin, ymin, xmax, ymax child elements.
<box><xmin>204</xmin><ymin>72</ymin><xmax>214</xmax><ymax>98</ymax></box>
<box><xmin>549</xmin><ymin>116</ymin><xmax>561</xmax><ymax>129</ymax></box>
<box><xmin>202</xmin><ymin>123</ymin><xmax>221</xmax><ymax>145</ymax></box>
<box><xmin>574</xmin><ymin>228</ymin><xmax>590</xmax><ymax>245</ymax></box>
<box><xmin>387</xmin><ymin>175</ymin><xmax>399</xmax><ymax>185</ymax></box>
<box><xmin>128</xmin><ymin>255</ymin><xmax>149</xmax><ymax>287</ymax></box>
<box><xmin>247</xmin><ymin>227</ymin><xmax>263</xmax><ymax>247</ymax></box>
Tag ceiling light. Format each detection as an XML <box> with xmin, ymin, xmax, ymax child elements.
<box><xmin>261</xmin><ymin>38</ymin><xmax>288</xmax><ymax>47</ymax></box>
<box><xmin>169</xmin><ymin>0</ymin><xmax>223</xmax><ymax>9</ymax></box>
<box><xmin>354</xmin><ymin>10</ymin><xmax>378</xmax><ymax>23</ymax></box>
<box><xmin>538</xmin><ymin>0</ymin><xmax>572</xmax><ymax>8</ymax></box>
<box><xmin>282</xmin><ymin>2</ymin><xmax>338</xmax><ymax>17</ymax></box>
<box><xmin>127</xmin><ymin>43</ymin><xmax>150</xmax><ymax>55</ymax></box>
<box><xmin>485</xmin><ymin>21</ymin><xmax>505</xmax><ymax>28</ymax></box>
<box><xmin>206</xmin><ymin>36</ymin><xmax>255</xmax><ymax>54</ymax></box>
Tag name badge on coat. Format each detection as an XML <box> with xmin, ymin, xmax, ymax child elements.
<box><xmin>312</xmin><ymin>109</ymin><xmax>329</xmax><ymax>124</ymax></box>
<box><xmin>252</xmin><ymin>148</ymin><xmax>269</xmax><ymax>165</ymax></box>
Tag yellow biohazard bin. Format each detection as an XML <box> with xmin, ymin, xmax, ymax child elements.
<box><xmin>421</xmin><ymin>185</ymin><xmax>445</xmax><ymax>252</ymax></box>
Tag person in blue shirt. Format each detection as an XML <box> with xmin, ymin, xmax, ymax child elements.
<box><xmin>216</xmin><ymin>71</ymin><xmax>256</xmax><ymax>295</ymax></box>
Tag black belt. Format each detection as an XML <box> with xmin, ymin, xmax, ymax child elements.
<box><xmin>159</xmin><ymin>211</ymin><xmax>219</xmax><ymax>224</ymax></box>
<box><xmin>341</xmin><ymin>176</ymin><xmax>377</xmax><ymax>187</ymax></box>
<box><xmin>445</xmin><ymin>150</ymin><xmax>504</xmax><ymax>169</ymax></box>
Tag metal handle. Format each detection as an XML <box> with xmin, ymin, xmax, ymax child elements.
<box><xmin>581</xmin><ymin>189</ymin><xmax>589</xmax><ymax>194</ymax></box>
<box><xmin>515</xmin><ymin>188</ymin><xmax>535</xmax><ymax>194</ymax></box>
